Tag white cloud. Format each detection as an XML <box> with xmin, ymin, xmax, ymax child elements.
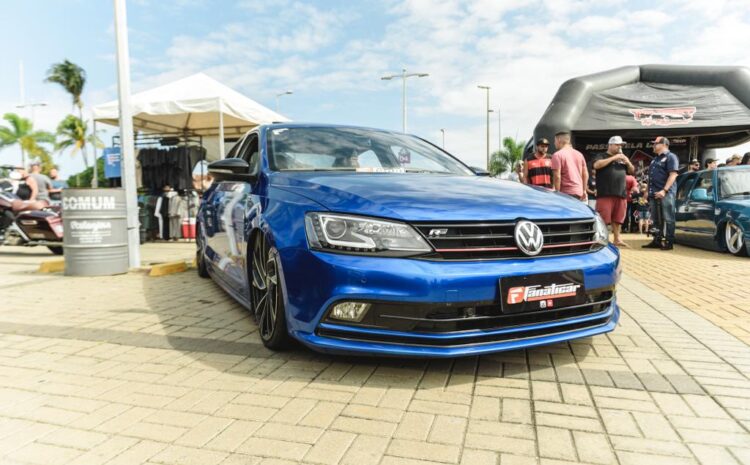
<box><xmin>58</xmin><ymin>0</ymin><xmax>750</xmax><ymax>171</ymax></box>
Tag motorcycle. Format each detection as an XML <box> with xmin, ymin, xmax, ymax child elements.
<box><xmin>0</xmin><ymin>173</ymin><xmax>64</xmax><ymax>255</ymax></box>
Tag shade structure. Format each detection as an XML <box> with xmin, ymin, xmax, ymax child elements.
<box><xmin>530</xmin><ymin>65</ymin><xmax>750</xmax><ymax>165</ymax></box>
<box><xmin>92</xmin><ymin>73</ymin><xmax>289</xmax><ymax>137</ymax></box>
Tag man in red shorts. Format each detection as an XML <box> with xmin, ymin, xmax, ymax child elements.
<box><xmin>592</xmin><ymin>135</ymin><xmax>634</xmax><ymax>247</ymax></box>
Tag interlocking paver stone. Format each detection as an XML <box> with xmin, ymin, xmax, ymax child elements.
<box><xmin>1</xmin><ymin>240</ymin><xmax>750</xmax><ymax>464</ymax></box>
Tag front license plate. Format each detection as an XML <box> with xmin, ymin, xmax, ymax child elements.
<box><xmin>499</xmin><ymin>270</ymin><xmax>586</xmax><ymax>314</ymax></box>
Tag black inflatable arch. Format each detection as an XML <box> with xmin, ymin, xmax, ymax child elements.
<box><xmin>531</xmin><ymin>65</ymin><xmax>750</xmax><ymax>164</ymax></box>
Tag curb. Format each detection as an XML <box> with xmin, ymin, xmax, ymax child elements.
<box><xmin>148</xmin><ymin>261</ymin><xmax>189</xmax><ymax>277</ymax></box>
<box><xmin>38</xmin><ymin>260</ymin><xmax>65</xmax><ymax>273</ymax></box>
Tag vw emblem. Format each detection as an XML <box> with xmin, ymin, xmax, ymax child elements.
<box><xmin>514</xmin><ymin>220</ymin><xmax>544</xmax><ymax>256</ymax></box>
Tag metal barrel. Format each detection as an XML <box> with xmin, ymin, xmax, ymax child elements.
<box><xmin>62</xmin><ymin>188</ymin><xmax>129</xmax><ymax>276</ymax></box>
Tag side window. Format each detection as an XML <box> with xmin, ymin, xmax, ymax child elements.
<box><xmin>240</xmin><ymin>134</ymin><xmax>260</xmax><ymax>175</ymax></box>
<box><xmin>225</xmin><ymin>136</ymin><xmax>246</xmax><ymax>159</ymax></box>
<box><xmin>694</xmin><ymin>171</ymin><xmax>714</xmax><ymax>195</ymax></box>
<box><xmin>676</xmin><ymin>174</ymin><xmax>697</xmax><ymax>201</ymax></box>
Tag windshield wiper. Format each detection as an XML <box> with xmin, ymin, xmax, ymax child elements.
<box><xmin>724</xmin><ymin>191</ymin><xmax>750</xmax><ymax>197</ymax></box>
<box><xmin>282</xmin><ymin>168</ymin><xmax>358</xmax><ymax>172</ymax></box>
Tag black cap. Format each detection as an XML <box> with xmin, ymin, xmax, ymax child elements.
<box><xmin>537</xmin><ymin>138</ymin><xmax>550</xmax><ymax>146</ymax></box>
<box><xmin>650</xmin><ymin>136</ymin><xmax>670</xmax><ymax>146</ymax></box>
<box><xmin>705</xmin><ymin>158</ymin><xmax>716</xmax><ymax>164</ymax></box>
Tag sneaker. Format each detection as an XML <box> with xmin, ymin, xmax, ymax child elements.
<box><xmin>641</xmin><ymin>240</ymin><xmax>662</xmax><ymax>249</ymax></box>
<box><xmin>661</xmin><ymin>242</ymin><xmax>673</xmax><ymax>251</ymax></box>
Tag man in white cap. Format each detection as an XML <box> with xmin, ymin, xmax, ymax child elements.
<box><xmin>592</xmin><ymin>135</ymin><xmax>634</xmax><ymax>247</ymax></box>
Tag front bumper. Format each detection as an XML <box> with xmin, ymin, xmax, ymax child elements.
<box><xmin>280</xmin><ymin>244</ymin><xmax>621</xmax><ymax>357</ymax></box>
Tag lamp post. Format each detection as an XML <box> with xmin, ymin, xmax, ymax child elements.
<box><xmin>275</xmin><ymin>90</ymin><xmax>293</xmax><ymax>113</ymax></box>
<box><xmin>17</xmin><ymin>62</ymin><xmax>48</xmax><ymax>167</ymax></box>
<box><xmin>440</xmin><ymin>128</ymin><xmax>445</xmax><ymax>148</ymax></box>
<box><xmin>478</xmin><ymin>85</ymin><xmax>491</xmax><ymax>170</ymax></box>
<box><xmin>114</xmin><ymin>0</ymin><xmax>140</xmax><ymax>269</ymax></box>
<box><xmin>381</xmin><ymin>69</ymin><xmax>429</xmax><ymax>133</ymax></box>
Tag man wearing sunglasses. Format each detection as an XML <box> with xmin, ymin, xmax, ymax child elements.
<box><xmin>688</xmin><ymin>159</ymin><xmax>700</xmax><ymax>172</ymax></box>
<box><xmin>643</xmin><ymin>136</ymin><xmax>679</xmax><ymax>250</ymax></box>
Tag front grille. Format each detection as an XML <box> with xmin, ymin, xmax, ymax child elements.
<box><xmin>413</xmin><ymin>218</ymin><xmax>598</xmax><ymax>260</ymax></box>
<box><xmin>317</xmin><ymin>290</ymin><xmax>616</xmax><ymax>347</ymax></box>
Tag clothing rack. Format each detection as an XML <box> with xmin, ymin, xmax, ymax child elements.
<box><xmin>112</xmin><ymin>132</ymin><xmax>207</xmax><ymax>242</ymax></box>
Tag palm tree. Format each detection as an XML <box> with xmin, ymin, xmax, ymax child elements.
<box><xmin>56</xmin><ymin>115</ymin><xmax>102</xmax><ymax>169</ymax></box>
<box><xmin>0</xmin><ymin>113</ymin><xmax>55</xmax><ymax>169</ymax></box>
<box><xmin>46</xmin><ymin>60</ymin><xmax>90</xmax><ymax>167</ymax></box>
<box><xmin>489</xmin><ymin>137</ymin><xmax>526</xmax><ymax>176</ymax></box>
<box><xmin>45</xmin><ymin>60</ymin><xmax>86</xmax><ymax>118</ymax></box>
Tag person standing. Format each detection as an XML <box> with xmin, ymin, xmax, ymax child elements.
<box><xmin>726</xmin><ymin>154</ymin><xmax>741</xmax><ymax>166</ymax></box>
<box><xmin>592</xmin><ymin>136</ymin><xmax>635</xmax><ymax>247</ymax></box>
<box><xmin>551</xmin><ymin>131</ymin><xmax>588</xmax><ymax>201</ymax></box>
<box><xmin>48</xmin><ymin>167</ymin><xmax>68</xmax><ymax>201</ymax></box>
<box><xmin>741</xmin><ymin>153</ymin><xmax>750</xmax><ymax>165</ymax></box>
<box><xmin>523</xmin><ymin>139</ymin><xmax>553</xmax><ymax>188</ymax></box>
<box><xmin>687</xmin><ymin>159</ymin><xmax>700</xmax><ymax>172</ymax></box>
<box><xmin>28</xmin><ymin>162</ymin><xmax>53</xmax><ymax>206</ymax></box>
<box><xmin>625</xmin><ymin>173</ymin><xmax>638</xmax><ymax>232</ymax></box>
<box><xmin>642</xmin><ymin>136</ymin><xmax>679</xmax><ymax>250</ymax></box>
<box><xmin>705</xmin><ymin>158</ymin><xmax>717</xmax><ymax>170</ymax></box>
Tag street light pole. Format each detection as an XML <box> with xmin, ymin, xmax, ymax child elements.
<box><xmin>478</xmin><ymin>85</ymin><xmax>491</xmax><ymax>170</ymax></box>
<box><xmin>497</xmin><ymin>104</ymin><xmax>502</xmax><ymax>154</ymax></box>
<box><xmin>381</xmin><ymin>69</ymin><xmax>429</xmax><ymax>133</ymax></box>
<box><xmin>440</xmin><ymin>128</ymin><xmax>445</xmax><ymax>148</ymax></box>
<box><xmin>17</xmin><ymin>62</ymin><xmax>48</xmax><ymax>168</ymax></box>
<box><xmin>275</xmin><ymin>90</ymin><xmax>293</xmax><ymax>113</ymax></box>
<box><xmin>114</xmin><ymin>0</ymin><xmax>140</xmax><ymax>269</ymax></box>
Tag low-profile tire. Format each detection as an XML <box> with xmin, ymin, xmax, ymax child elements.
<box><xmin>724</xmin><ymin>220</ymin><xmax>748</xmax><ymax>257</ymax></box>
<box><xmin>196</xmin><ymin>224</ymin><xmax>210</xmax><ymax>278</ymax></box>
<box><xmin>250</xmin><ymin>232</ymin><xmax>291</xmax><ymax>350</ymax></box>
<box><xmin>47</xmin><ymin>246</ymin><xmax>63</xmax><ymax>255</ymax></box>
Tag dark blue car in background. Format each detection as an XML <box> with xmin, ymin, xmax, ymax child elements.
<box><xmin>675</xmin><ymin>166</ymin><xmax>750</xmax><ymax>256</ymax></box>
<box><xmin>196</xmin><ymin>124</ymin><xmax>620</xmax><ymax>357</ymax></box>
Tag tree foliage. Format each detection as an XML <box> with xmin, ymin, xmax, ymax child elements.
<box><xmin>45</xmin><ymin>60</ymin><xmax>87</xmax><ymax>112</ymax></box>
<box><xmin>0</xmin><ymin>113</ymin><xmax>55</xmax><ymax>170</ymax></box>
<box><xmin>67</xmin><ymin>156</ymin><xmax>107</xmax><ymax>188</ymax></box>
<box><xmin>489</xmin><ymin>137</ymin><xmax>526</xmax><ymax>176</ymax></box>
<box><xmin>55</xmin><ymin>115</ymin><xmax>102</xmax><ymax>168</ymax></box>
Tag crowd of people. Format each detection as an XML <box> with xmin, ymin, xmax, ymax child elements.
<box><xmin>3</xmin><ymin>162</ymin><xmax>67</xmax><ymax>213</ymax></box>
<box><xmin>514</xmin><ymin>133</ymin><xmax>750</xmax><ymax>250</ymax></box>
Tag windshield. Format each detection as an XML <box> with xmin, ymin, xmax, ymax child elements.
<box><xmin>267</xmin><ymin>127</ymin><xmax>474</xmax><ymax>175</ymax></box>
<box><xmin>719</xmin><ymin>169</ymin><xmax>750</xmax><ymax>198</ymax></box>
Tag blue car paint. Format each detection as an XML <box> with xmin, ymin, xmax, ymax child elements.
<box><xmin>198</xmin><ymin>123</ymin><xmax>621</xmax><ymax>357</ymax></box>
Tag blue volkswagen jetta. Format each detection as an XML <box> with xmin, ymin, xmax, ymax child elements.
<box><xmin>196</xmin><ymin>124</ymin><xmax>620</xmax><ymax>357</ymax></box>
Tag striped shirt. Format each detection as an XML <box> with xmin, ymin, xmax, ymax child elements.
<box><xmin>526</xmin><ymin>156</ymin><xmax>552</xmax><ymax>188</ymax></box>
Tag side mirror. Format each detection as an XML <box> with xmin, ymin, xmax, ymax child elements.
<box><xmin>208</xmin><ymin>158</ymin><xmax>256</xmax><ymax>182</ymax></box>
<box><xmin>689</xmin><ymin>188</ymin><xmax>711</xmax><ymax>202</ymax></box>
<box><xmin>471</xmin><ymin>166</ymin><xmax>490</xmax><ymax>176</ymax></box>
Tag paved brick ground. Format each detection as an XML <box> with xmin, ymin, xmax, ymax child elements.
<box><xmin>0</xmin><ymin>241</ymin><xmax>749</xmax><ymax>465</ymax></box>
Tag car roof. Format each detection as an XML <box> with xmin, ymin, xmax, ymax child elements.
<box><xmin>259</xmin><ymin>122</ymin><xmax>406</xmax><ymax>136</ymax></box>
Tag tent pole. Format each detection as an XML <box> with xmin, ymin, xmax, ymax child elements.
<box><xmin>218</xmin><ymin>98</ymin><xmax>225</xmax><ymax>159</ymax></box>
<box><xmin>113</xmin><ymin>0</ymin><xmax>140</xmax><ymax>268</ymax></box>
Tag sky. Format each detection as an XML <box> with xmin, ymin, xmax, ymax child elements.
<box><xmin>2</xmin><ymin>0</ymin><xmax>750</xmax><ymax>177</ymax></box>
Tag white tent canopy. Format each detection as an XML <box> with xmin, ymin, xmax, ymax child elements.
<box><xmin>92</xmin><ymin>73</ymin><xmax>289</xmax><ymax>155</ymax></box>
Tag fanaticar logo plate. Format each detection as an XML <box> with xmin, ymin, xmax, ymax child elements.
<box><xmin>514</xmin><ymin>220</ymin><xmax>544</xmax><ymax>256</ymax></box>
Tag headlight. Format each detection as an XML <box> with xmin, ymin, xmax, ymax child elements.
<box><xmin>594</xmin><ymin>214</ymin><xmax>609</xmax><ymax>245</ymax></box>
<box><xmin>305</xmin><ymin>212</ymin><xmax>432</xmax><ymax>256</ymax></box>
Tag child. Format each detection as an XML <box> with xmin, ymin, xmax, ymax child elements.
<box><xmin>635</xmin><ymin>183</ymin><xmax>651</xmax><ymax>235</ymax></box>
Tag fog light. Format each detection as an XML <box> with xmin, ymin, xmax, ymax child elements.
<box><xmin>330</xmin><ymin>302</ymin><xmax>371</xmax><ymax>322</ymax></box>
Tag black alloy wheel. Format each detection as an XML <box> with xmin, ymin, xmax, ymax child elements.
<box><xmin>250</xmin><ymin>233</ymin><xmax>290</xmax><ymax>349</ymax></box>
<box><xmin>196</xmin><ymin>223</ymin><xmax>209</xmax><ymax>278</ymax></box>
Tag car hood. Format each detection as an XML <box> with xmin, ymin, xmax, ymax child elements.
<box><xmin>270</xmin><ymin>173</ymin><xmax>594</xmax><ymax>221</ymax></box>
<box><xmin>718</xmin><ymin>197</ymin><xmax>750</xmax><ymax>212</ymax></box>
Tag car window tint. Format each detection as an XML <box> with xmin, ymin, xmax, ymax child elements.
<box><xmin>694</xmin><ymin>171</ymin><xmax>714</xmax><ymax>196</ymax></box>
<box><xmin>225</xmin><ymin>136</ymin><xmax>246</xmax><ymax>159</ymax></box>
<box><xmin>241</xmin><ymin>135</ymin><xmax>260</xmax><ymax>175</ymax></box>
<box><xmin>389</xmin><ymin>145</ymin><xmax>449</xmax><ymax>173</ymax></box>
<box><xmin>677</xmin><ymin>174</ymin><xmax>697</xmax><ymax>201</ymax></box>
